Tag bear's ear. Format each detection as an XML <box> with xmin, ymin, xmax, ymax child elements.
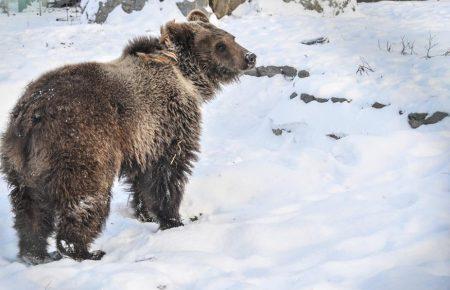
<box><xmin>161</xmin><ymin>20</ymin><xmax>194</xmax><ymax>48</ymax></box>
<box><xmin>187</xmin><ymin>9</ymin><xmax>209</xmax><ymax>23</ymax></box>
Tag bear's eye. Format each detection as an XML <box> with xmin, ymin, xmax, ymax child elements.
<box><xmin>216</xmin><ymin>42</ymin><xmax>226</xmax><ymax>52</ymax></box>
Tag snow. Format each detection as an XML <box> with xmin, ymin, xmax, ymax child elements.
<box><xmin>0</xmin><ymin>1</ymin><xmax>450</xmax><ymax>289</ymax></box>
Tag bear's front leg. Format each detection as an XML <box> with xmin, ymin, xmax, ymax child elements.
<box><xmin>131</xmin><ymin>141</ymin><xmax>197</xmax><ymax>230</ymax></box>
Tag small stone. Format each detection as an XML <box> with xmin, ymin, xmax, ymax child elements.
<box><xmin>399</xmin><ymin>110</ymin><xmax>404</xmax><ymax>115</ymax></box>
<box><xmin>300</xmin><ymin>93</ymin><xmax>315</xmax><ymax>103</ymax></box>
<box><xmin>372</xmin><ymin>102</ymin><xmax>388</xmax><ymax>109</ymax></box>
<box><xmin>316</xmin><ymin>97</ymin><xmax>328</xmax><ymax>103</ymax></box>
<box><xmin>331</xmin><ymin>97</ymin><xmax>351</xmax><ymax>103</ymax></box>
<box><xmin>272</xmin><ymin>128</ymin><xmax>283</xmax><ymax>136</ymax></box>
<box><xmin>289</xmin><ymin>92</ymin><xmax>298</xmax><ymax>99</ymax></box>
<box><xmin>280</xmin><ymin>66</ymin><xmax>298</xmax><ymax>78</ymax></box>
<box><xmin>327</xmin><ymin>133</ymin><xmax>341</xmax><ymax>140</ymax></box>
<box><xmin>272</xmin><ymin>128</ymin><xmax>291</xmax><ymax>136</ymax></box>
<box><xmin>301</xmin><ymin>37</ymin><xmax>329</xmax><ymax>45</ymax></box>
<box><xmin>298</xmin><ymin>70</ymin><xmax>310</xmax><ymax>78</ymax></box>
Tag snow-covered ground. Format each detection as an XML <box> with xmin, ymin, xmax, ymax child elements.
<box><xmin>0</xmin><ymin>1</ymin><xmax>449</xmax><ymax>289</ymax></box>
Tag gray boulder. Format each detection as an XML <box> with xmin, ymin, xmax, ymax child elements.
<box><xmin>300</xmin><ymin>93</ymin><xmax>316</xmax><ymax>103</ymax></box>
<box><xmin>209</xmin><ymin>0</ymin><xmax>245</xmax><ymax>19</ymax></box>
<box><xmin>408</xmin><ymin>112</ymin><xmax>448</xmax><ymax>129</ymax></box>
<box><xmin>176</xmin><ymin>0</ymin><xmax>209</xmax><ymax>16</ymax></box>
<box><xmin>244</xmin><ymin>66</ymin><xmax>298</xmax><ymax>79</ymax></box>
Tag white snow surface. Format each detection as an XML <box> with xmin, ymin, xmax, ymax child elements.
<box><xmin>1</xmin><ymin>1</ymin><xmax>450</xmax><ymax>289</ymax></box>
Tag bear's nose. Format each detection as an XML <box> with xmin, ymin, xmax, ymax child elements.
<box><xmin>245</xmin><ymin>52</ymin><xmax>256</xmax><ymax>66</ymax></box>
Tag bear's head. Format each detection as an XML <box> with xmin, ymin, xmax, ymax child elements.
<box><xmin>160</xmin><ymin>9</ymin><xmax>257</xmax><ymax>84</ymax></box>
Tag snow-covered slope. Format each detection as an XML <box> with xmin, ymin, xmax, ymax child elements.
<box><xmin>0</xmin><ymin>1</ymin><xmax>449</xmax><ymax>289</ymax></box>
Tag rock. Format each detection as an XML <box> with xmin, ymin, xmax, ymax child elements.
<box><xmin>298</xmin><ymin>94</ymin><xmax>351</xmax><ymax>104</ymax></box>
<box><xmin>272</xmin><ymin>128</ymin><xmax>283</xmax><ymax>136</ymax></box>
<box><xmin>301</xmin><ymin>37</ymin><xmax>329</xmax><ymax>45</ymax></box>
<box><xmin>289</xmin><ymin>92</ymin><xmax>298</xmax><ymax>99</ymax></box>
<box><xmin>300</xmin><ymin>93</ymin><xmax>315</xmax><ymax>103</ymax></box>
<box><xmin>209</xmin><ymin>0</ymin><xmax>245</xmax><ymax>19</ymax></box>
<box><xmin>285</xmin><ymin>0</ymin><xmax>356</xmax><ymax>15</ymax></box>
<box><xmin>331</xmin><ymin>97</ymin><xmax>351</xmax><ymax>103</ymax></box>
<box><xmin>280</xmin><ymin>66</ymin><xmax>298</xmax><ymax>78</ymax></box>
<box><xmin>244</xmin><ymin>68</ymin><xmax>258</xmax><ymax>77</ymax></box>
<box><xmin>327</xmin><ymin>133</ymin><xmax>344</xmax><ymax>140</ymax></box>
<box><xmin>407</xmin><ymin>113</ymin><xmax>428</xmax><ymax>129</ymax></box>
<box><xmin>90</xmin><ymin>0</ymin><xmax>122</xmax><ymax>23</ymax></box>
<box><xmin>299</xmin><ymin>94</ymin><xmax>329</xmax><ymax>104</ymax></box>
<box><xmin>84</xmin><ymin>0</ymin><xmax>209</xmax><ymax>23</ymax></box>
<box><xmin>176</xmin><ymin>0</ymin><xmax>209</xmax><ymax>16</ymax></box>
<box><xmin>244</xmin><ymin>65</ymin><xmax>298</xmax><ymax>79</ymax></box>
<box><xmin>407</xmin><ymin>112</ymin><xmax>448</xmax><ymax>129</ymax></box>
<box><xmin>252</xmin><ymin>66</ymin><xmax>280</xmax><ymax>77</ymax></box>
<box><xmin>372</xmin><ymin>102</ymin><xmax>388</xmax><ymax>109</ymax></box>
<box><xmin>424</xmin><ymin>111</ymin><xmax>448</xmax><ymax>125</ymax></box>
<box><xmin>298</xmin><ymin>70</ymin><xmax>310</xmax><ymax>78</ymax></box>
<box><xmin>258</xmin><ymin>66</ymin><xmax>281</xmax><ymax>77</ymax></box>
<box><xmin>272</xmin><ymin>128</ymin><xmax>291</xmax><ymax>136</ymax></box>
<box><xmin>84</xmin><ymin>0</ymin><xmax>356</xmax><ymax>24</ymax></box>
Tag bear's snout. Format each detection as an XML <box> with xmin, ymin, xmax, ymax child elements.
<box><xmin>245</xmin><ymin>52</ymin><xmax>257</xmax><ymax>69</ymax></box>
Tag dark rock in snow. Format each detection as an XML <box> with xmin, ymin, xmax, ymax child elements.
<box><xmin>300</xmin><ymin>93</ymin><xmax>316</xmax><ymax>103</ymax></box>
<box><xmin>176</xmin><ymin>0</ymin><xmax>209</xmax><ymax>16</ymax></box>
<box><xmin>244</xmin><ymin>68</ymin><xmax>258</xmax><ymax>77</ymax></box>
<box><xmin>289</xmin><ymin>92</ymin><xmax>298</xmax><ymax>99</ymax></box>
<box><xmin>301</xmin><ymin>37</ymin><xmax>329</xmax><ymax>45</ymax></box>
<box><xmin>299</xmin><ymin>94</ymin><xmax>330</xmax><ymax>104</ymax></box>
<box><xmin>298</xmin><ymin>70</ymin><xmax>310</xmax><ymax>78</ymax></box>
<box><xmin>407</xmin><ymin>111</ymin><xmax>448</xmax><ymax>129</ymax></box>
<box><xmin>209</xmin><ymin>0</ymin><xmax>246</xmax><ymax>19</ymax></box>
<box><xmin>284</xmin><ymin>0</ymin><xmax>356</xmax><ymax>15</ymax></box>
<box><xmin>272</xmin><ymin>128</ymin><xmax>283</xmax><ymax>136</ymax></box>
<box><xmin>408</xmin><ymin>113</ymin><xmax>428</xmax><ymax>128</ymax></box>
<box><xmin>272</xmin><ymin>128</ymin><xmax>291</xmax><ymax>136</ymax></box>
<box><xmin>244</xmin><ymin>66</ymin><xmax>298</xmax><ymax>79</ymax></box>
<box><xmin>316</xmin><ymin>97</ymin><xmax>328</xmax><ymax>103</ymax></box>
<box><xmin>327</xmin><ymin>133</ymin><xmax>343</xmax><ymax>140</ymax></box>
<box><xmin>331</xmin><ymin>97</ymin><xmax>351</xmax><ymax>103</ymax></box>
<box><xmin>424</xmin><ymin>111</ymin><xmax>449</xmax><ymax>125</ymax></box>
<box><xmin>372</xmin><ymin>102</ymin><xmax>388</xmax><ymax>109</ymax></box>
<box><xmin>280</xmin><ymin>66</ymin><xmax>298</xmax><ymax>78</ymax></box>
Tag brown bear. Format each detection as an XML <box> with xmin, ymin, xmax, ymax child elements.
<box><xmin>0</xmin><ymin>9</ymin><xmax>256</xmax><ymax>265</ymax></box>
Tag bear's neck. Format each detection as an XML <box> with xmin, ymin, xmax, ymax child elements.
<box><xmin>168</xmin><ymin>45</ymin><xmax>220</xmax><ymax>102</ymax></box>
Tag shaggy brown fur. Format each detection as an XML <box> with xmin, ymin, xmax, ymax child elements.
<box><xmin>0</xmin><ymin>10</ymin><xmax>256</xmax><ymax>264</ymax></box>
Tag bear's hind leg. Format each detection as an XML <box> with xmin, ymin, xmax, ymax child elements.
<box><xmin>55</xmin><ymin>189</ymin><xmax>111</xmax><ymax>261</ymax></box>
<box><xmin>10</xmin><ymin>185</ymin><xmax>60</xmax><ymax>265</ymax></box>
<box><xmin>131</xmin><ymin>154</ymin><xmax>187</xmax><ymax>230</ymax></box>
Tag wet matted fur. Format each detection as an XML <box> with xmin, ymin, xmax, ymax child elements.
<box><xmin>0</xmin><ymin>10</ymin><xmax>256</xmax><ymax>264</ymax></box>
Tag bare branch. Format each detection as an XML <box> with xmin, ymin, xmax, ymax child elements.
<box><xmin>425</xmin><ymin>33</ymin><xmax>438</xmax><ymax>59</ymax></box>
<box><xmin>386</xmin><ymin>41</ymin><xmax>392</xmax><ymax>53</ymax></box>
<box><xmin>400</xmin><ymin>36</ymin><xmax>407</xmax><ymax>55</ymax></box>
<box><xmin>356</xmin><ymin>57</ymin><xmax>375</xmax><ymax>75</ymax></box>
